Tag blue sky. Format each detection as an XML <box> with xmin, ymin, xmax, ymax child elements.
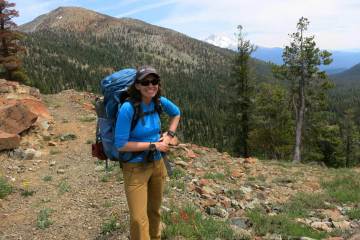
<box><xmin>14</xmin><ymin>0</ymin><xmax>360</xmax><ymax>51</ymax></box>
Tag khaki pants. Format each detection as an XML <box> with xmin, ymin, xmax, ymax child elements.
<box><xmin>122</xmin><ymin>159</ymin><xmax>167</xmax><ymax>240</ymax></box>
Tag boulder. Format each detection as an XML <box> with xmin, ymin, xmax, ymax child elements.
<box><xmin>0</xmin><ymin>130</ymin><xmax>20</xmax><ymax>150</ymax></box>
<box><xmin>0</xmin><ymin>103</ymin><xmax>38</xmax><ymax>134</ymax></box>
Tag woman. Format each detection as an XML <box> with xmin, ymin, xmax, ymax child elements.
<box><xmin>114</xmin><ymin>66</ymin><xmax>180</xmax><ymax>240</ymax></box>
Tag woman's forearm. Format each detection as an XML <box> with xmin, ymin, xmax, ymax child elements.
<box><xmin>168</xmin><ymin>115</ymin><xmax>180</xmax><ymax>132</ymax></box>
<box><xmin>119</xmin><ymin>142</ymin><xmax>151</xmax><ymax>152</ymax></box>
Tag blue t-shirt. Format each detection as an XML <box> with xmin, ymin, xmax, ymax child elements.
<box><xmin>114</xmin><ymin>96</ymin><xmax>180</xmax><ymax>163</ymax></box>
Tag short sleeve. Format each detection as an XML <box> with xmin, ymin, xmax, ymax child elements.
<box><xmin>160</xmin><ymin>97</ymin><xmax>180</xmax><ymax>117</ymax></box>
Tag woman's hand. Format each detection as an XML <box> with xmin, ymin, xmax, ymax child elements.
<box><xmin>160</xmin><ymin>132</ymin><xmax>173</xmax><ymax>145</ymax></box>
<box><xmin>155</xmin><ymin>141</ymin><xmax>169</xmax><ymax>152</ymax></box>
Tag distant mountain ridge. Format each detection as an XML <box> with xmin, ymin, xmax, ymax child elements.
<box><xmin>203</xmin><ymin>34</ymin><xmax>360</xmax><ymax>74</ymax></box>
<box><xmin>331</xmin><ymin>63</ymin><xmax>360</xmax><ymax>86</ymax></box>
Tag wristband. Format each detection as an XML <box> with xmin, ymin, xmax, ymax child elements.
<box><xmin>167</xmin><ymin>130</ymin><xmax>176</xmax><ymax>138</ymax></box>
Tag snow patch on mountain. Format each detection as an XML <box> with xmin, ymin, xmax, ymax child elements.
<box><xmin>203</xmin><ymin>34</ymin><xmax>236</xmax><ymax>50</ymax></box>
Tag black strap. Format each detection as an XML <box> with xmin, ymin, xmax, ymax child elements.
<box><xmin>129</xmin><ymin>101</ymin><xmax>163</xmax><ymax>132</ymax></box>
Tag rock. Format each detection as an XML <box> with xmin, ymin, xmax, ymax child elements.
<box><xmin>322</xmin><ymin>209</ymin><xmax>345</xmax><ymax>221</ymax></box>
<box><xmin>310</xmin><ymin>221</ymin><xmax>332</xmax><ymax>232</ymax></box>
<box><xmin>220</xmin><ymin>196</ymin><xmax>232</xmax><ymax>208</ymax></box>
<box><xmin>201</xmin><ymin>186</ymin><xmax>216</xmax><ymax>196</ymax></box>
<box><xmin>201</xmin><ymin>199</ymin><xmax>217</xmax><ymax>207</ymax></box>
<box><xmin>348</xmin><ymin>233</ymin><xmax>360</xmax><ymax>240</ymax></box>
<box><xmin>231</xmin><ymin>169</ymin><xmax>244</xmax><ymax>178</ymax></box>
<box><xmin>10</xmin><ymin>148</ymin><xmax>25</xmax><ymax>159</ymax></box>
<box><xmin>48</xmin><ymin>141</ymin><xmax>57</xmax><ymax>146</ymax></box>
<box><xmin>0</xmin><ymin>102</ymin><xmax>38</xmax><ymax>134</ymax></box>
<box><xmin>23</xmin><ymin>148</ymin><xmax>36</xmax><ymax>160</ymax></box>
<box><xmin>49</xmin><ymin>161</ymin><xmax>56</xmax><ymax>166</ymax></box>
<box><xmin>231</xmin><ymin>199</ymin><xmax>240</xmax><ymax>208</ymax></box>
<box><xmin>199</xmin><ymin>178</ymin><xmax>210</xmax><ymax>186</ymax></box>
<box><xmin>95</xmin><ymin>165</ymin><xmax>105</xmax><ymax>172</ymax></box>
<box><xmin>206</xmin><ymin>206</ymin><xmax>229</xmax><ymax>218</ymax></box>
<box><xmin>230</xmin><ymin>217</ymin><xmax>248</xmax><ymax>229</ymax></box>
<box><xmin>38</xmin><ymin>120</ymin><xmax>50</xmax><ymax>131</ymax></box>
<box><xmin>59</xmin><ymin>133</ymin><xmax>77</xmax><ymax>141</ymax></box>
<box><xmin>332</xmin><ymin>220</ymin><xmax>351</xmax><ymax>230</ymax></box>
<box><xmin>245</xmin><ymin>198</ymin><xmax>261</xmax><ymax>209</ymax></box>
<box><xmin>42</xmin><ymin>131</ymin><xmax>51</xmax><ymax>141</ymax></box>
<box><xmin>174</xmin><ymin>160</ymin><xmax>189</xmax><ymax>168</ymax></box>
<box><xmin>300</xmin><ymin>237</ymin><xmax>317</xmax><ymax>240</ymax></box>
<box><xmin>0</xmin><ymin>130</ymin><xmax>20</xmax><ymax>150</ymax></box>
<box><xmin>185</xmin><ymin>148</ymin><xmax>197</xmax><ymax>158</ymax></box>
<box><xmin>264</xmin><ymin>233</ymin><xmax>282</xmax><ymax>240</ymax></box>
<box><xmin>350</xmin><ymin>220</ymin><xmax>360</xmax><ymax>229</ymax></box>
<box><xmin>17</xmin><ymin>99</ymin><xmax>51</xmax><ymax>120</ymax></box>
<box><xmin>240</xmin><ymin>186</ymin><xmax>253</xmax><ymax>194</ymax></box>
<box><xmin>230</xmin><ymin>226</ymin><xmax>252</xmax><ymax>240</ymax></box>
<box><xmin>23</xmin><ymin>148</ymin><xmax>41</xmax><ymax>160</ymax></box>
<box><xmin>57</xmin><ymin>169</ymin><xmax>65</xmax><ymax>174</ymax></box>
<box><xmin>244</xmin><ymin>157</ymin><xmax>257</xmax><ymax>164</ymax></box>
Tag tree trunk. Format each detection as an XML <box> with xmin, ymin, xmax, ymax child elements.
<box><xmin>293</xmin><ymin>82</ymin><xmax>305</xmax><ymax>163</ymax></box>
<box><xmin>242</xmin><ymin>110</ymin><xmax>249</xmax><ymax>158</ymax></box>
<box><xmin>345</xmin><ymin>131</ymin><xmax>351</xmax><ymax>168</ymax></box>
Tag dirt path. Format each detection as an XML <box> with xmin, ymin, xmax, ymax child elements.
<box><xmin>0</xmin><ymin>90</ymin><xmax>129</xmax><ymax>240</ymax></box>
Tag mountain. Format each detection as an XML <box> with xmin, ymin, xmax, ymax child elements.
<box><xmin>18</xmin><ymin>6</ymin><xmax>275</xmax><ymax>152</ymax></box>
<box><xmin>331</xmin><ymin>63</ymin><xmax>360</xmax><ymax>86</ymax></box>
<box><xmin>203</xmin><ymin>34</ymin><xmax>236</xmax><ymax>50</ymax></box>
<box><xmin>251</xmin><ymin>47</ymin><xmax>283</xmax><ymax>65</ymax></box>
<box><xmin>204</xmin><ymin>34</ymin><xmax>360</xmax><ymax>74</ymax></box>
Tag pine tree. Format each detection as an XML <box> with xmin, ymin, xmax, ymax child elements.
<box><xmin>0</xmin><ymin>0</ymin><xmax>26</xmax><ymax>82</ymax></box>
<box><xmin>274</xmin><ymin>17</ymin><xmax>332</xmax><ymax>163</ymax></box>
<box><xmin>229</xmin><ymin>25</ymin><xmax>256</xmax><ymax>157</ymax></box>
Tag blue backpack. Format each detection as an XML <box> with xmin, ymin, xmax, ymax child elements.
<box><xmin>92</xmin><ymin>68</ymin><xmax>162</xmax><ymax>166</ymax></box>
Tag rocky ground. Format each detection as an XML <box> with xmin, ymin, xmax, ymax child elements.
<box><xmin>0</xmin><ymin>89</ymin><xmax>360</xmax><ymax>240</ymax></box>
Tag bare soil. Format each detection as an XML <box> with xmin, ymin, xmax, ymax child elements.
<box><xmin>0</xmin><ymin>90</ymin><xmax>129</xmax><ymax>240</ymax></box>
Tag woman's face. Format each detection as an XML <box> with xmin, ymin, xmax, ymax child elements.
<box><xmin>135</xmin><ymin>74</ymin><xmax>160</xmax><ymax>100</ymax></box>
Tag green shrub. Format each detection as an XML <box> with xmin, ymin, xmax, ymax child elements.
<box><xmin>347</xmin><ymin>208</ymin><xmax>360</xmax><ymax>220</ymax></box>
<box><xmin>100</xmin><ymin>173</ymin><xmax>111</xmax><ymax>182</ymax></box>
<box><xmin>20</xmin><ymin>189</ymin><xmax>35</xmax><ymax>197</ymax></box>
<box><xmin>162</xmin><ymin>204</ymin><xmax>234</xmax><ymax>239</ymax></box>
<box><xmin>284</xmin><ymin>192</ymin><xmax>331</xmax><ymax>217</ymax></box>
<box><xmin>204</xmin><ymin>172</ymin><xmax>225</xmax><ymax>181</ymax></box>
<box><xmin>246</xmin><ymin>208</ymin><xmax>327</xmax><ymax>239</ymax></box>
<box><xmin>42</xmin><ymin>176</ymin><xmax>53</xmax><ymax>182</ymax></box>
<box><xmin>0</xmin><ymin>177</ymin><xmax>12</xmax><ymax>199</ymax></box>
<box><xmin>79</xmin><ymin>115</ymin><xmax>96</xmax><ymax>122</ymax></box>
<box><xmin>101</xmin><ymin>216</ymin><xmax>119</xmax><ymax>234</ymax></box>
<box><xmin>37</xmin><ymin>208</ymin><xmax>53</xmax><ymax>229</ymax></box>
<box><xmin>58</xmin><ymin>180</ymin><xmax>71</xmax><ymax>194</ymax></box>
<box><xmin>171</xmin><ymin>168</ymin><xmax>186</xmax><ymax>179</ymax></box>
<box><xmin>322</xmin><ymin>171</ymin><xmax>360</xmax><ymax>203</ymax></box>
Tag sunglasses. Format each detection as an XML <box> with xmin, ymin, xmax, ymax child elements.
<box><xmin>138</xmin><ymin>78</ymin><xmax>160</xmax><ymax>86</ymax></box>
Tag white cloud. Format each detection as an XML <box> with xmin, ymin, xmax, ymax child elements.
<box><xmin>115</xmin><ymin>0</ymin><xmax>178</xmax><ymax>17</ymax></box>
<box><xmin>156</xmin><ymin>0</ymin><xmax>360</xmax><ymax>49</ymax></box>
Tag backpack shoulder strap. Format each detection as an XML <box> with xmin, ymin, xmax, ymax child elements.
<box><xmin>127</xmin><ymin>98</ymin><xmax>162</xmax><ymax>132</ymax></box>
<box><xmin>127</xmin><ymin>100</ymin><xmax>141</xmax><ymax>132</ymax></box>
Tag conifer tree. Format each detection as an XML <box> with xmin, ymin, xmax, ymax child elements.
<box><xmin>0</xmin><ymin>0</ymin><xmax>26</xmax><ymax>81</ymax></box>
<box><xmin>274</xmin><ymin>17</ymin><xmax>332</xmax><ymax>163</ymax></box>
<box><xmin>229</xmin><ymin>25</ymin><xmax>256</xmax><ymax>157</ymax></box>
